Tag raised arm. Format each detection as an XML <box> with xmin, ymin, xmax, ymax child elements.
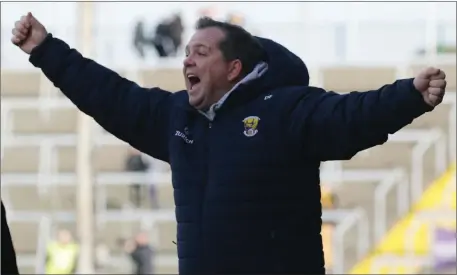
<box><xmin>12</xmin><ymin>13</ymin><xmax>173</xmax><ymax>161</ymax></box>
<box><xmin>289</xmin><ymin>68</ymin><xmax>446</xmax><ymax>161</ymax></box>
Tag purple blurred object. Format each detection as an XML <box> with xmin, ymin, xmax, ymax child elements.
<box><xmin>432</xmin><ymin>227</ymin><xmax>457</xmax><ymax>271</ymax></box>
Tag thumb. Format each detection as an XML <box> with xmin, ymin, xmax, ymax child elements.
<box><xmin>26</xmin><ymin>12</ymin><xmax>39</xmax><ymax>26</ymax></box>
<box><xmin>418</xmin><ymin>67</ymin><xmax>440</xmax><ymax>79</ymax></box>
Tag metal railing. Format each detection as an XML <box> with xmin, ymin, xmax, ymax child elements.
<box><xmin>372</xmin><ymin>128</ymin><xmax>448</xmax><ymax>241</ymax></box>
<box><xmin>447</xmin><ymin>92</ymin><xmax>457</xmax><ymax>162</ymax></box>
<box><xmin>35</xmin><ymin>216</ymin><xmax>51</xmax><ymax>274</ymax></box>
<box><xmin>332</xmin><ymin>208</ymin><xmax>369</xmax><ymax>274</ymax></box>
<box><xmin>373</xmin><ymin>169</ymin><xmax>409</xmax><ymax>244</ymax></box>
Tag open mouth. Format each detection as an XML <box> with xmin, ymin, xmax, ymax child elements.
<box><xmin>187</xmin><ymin>74</ymin><xmax>201</xmax><ymax>90</ymax></box>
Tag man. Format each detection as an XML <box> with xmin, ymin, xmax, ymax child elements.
<box><xmin>12</xmin><ymin>13</ymin><xmax>446</xmax><ymax>274</ymax></box>
<box><xmin>132</xmin><ymin>19</ymin><xmax>146</xmax><ymax>59</ymax></box>
<box><xmin>124</xmin><ymin>232</ymin><xmax>154</xmax><ymax>275</ymax></box>
<box><xmin>45</xmin><ymin>229</ymin><xmax>79</xmax><ymax>274</ymax></box>
<box><xmin>1</xmin><ymin>202</ymin><xmax>20</xmax><ymax>275</ymax></box>
<box><xmin>125</xmin><ymin>147</ymin><xmax>151</xmax><ymax>208</ymax></box>
<box><xmin>152</xmin><ymin>13</ymin><xmax>184</xmax><ymax>58</ymax></box>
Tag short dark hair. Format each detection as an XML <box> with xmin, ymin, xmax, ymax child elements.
<box><xmin>195</xmin><ymin>17</ymin><xmax>267</xmax><ymax>77</ymax></box>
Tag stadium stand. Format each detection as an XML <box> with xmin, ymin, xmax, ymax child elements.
<box><xmin>321</xmin><ymin>64</ymin><xmax>456</xmax><ymax>273</ymax></box>
<box><xmin>351</xmin><ymin>164</ymin><xmax>456</xmax><ymax>274</ymax></box>
<box><xmin>1</xmin><ymin>62</ymin><xmax>456</xmax><ymax>274</ymax></box>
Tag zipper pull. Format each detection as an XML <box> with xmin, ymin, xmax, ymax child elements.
<box><xmin>208</xmin><ymin>122</ymin><xmax>212</xmax><ymax>129</ymax></box>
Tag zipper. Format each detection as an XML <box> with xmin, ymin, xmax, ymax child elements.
<box><xmin>200</xmin><ymin>119</ymin><xmax>212</xmax><ymax>263</ymax></box>
<box><xmin>203</xmin><ymin>120</ymin><xmax>212</xmax><ymax>187</ymax></box>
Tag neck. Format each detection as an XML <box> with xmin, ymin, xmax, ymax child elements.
<box><xmin>199</xmin><ymin>85</ymin><xmax>235</xmax><ymax>111</ymax></box>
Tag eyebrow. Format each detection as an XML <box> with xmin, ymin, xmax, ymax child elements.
<box><xmin>185</xmin><ymin>44</ymin><xmax>211</xmax><ymax>52</ymax></box>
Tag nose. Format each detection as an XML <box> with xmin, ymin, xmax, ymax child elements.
<box><xmin>183</xmin><ymin>56</ymin><xmax>196</xmax><ymax>67</ymax></box>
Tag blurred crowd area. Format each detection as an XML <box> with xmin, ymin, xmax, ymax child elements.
<box><xmin>1</xmin><ymin>2</ymin><xmax>456</xmax><ymax>69</ymax></box>
<box><xmin>1</xmin><ymin>2</ymin><xmax>456</xmax><ymax>275</ymax></box>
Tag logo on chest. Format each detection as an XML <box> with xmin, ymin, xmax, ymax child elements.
<box><xmin>242</xmin><ymin>116</ymin><xmax>260</xmax><ymax>137</ymax></box>
<box><xmin>175</xmin><ymin>129</ymin><xmax>194</xmax><ymax>144</ymax></box>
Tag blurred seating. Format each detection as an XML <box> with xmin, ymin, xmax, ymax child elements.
<box><xmin>321</xmin><ymin>185</ymin><xmax>337</xmax><ymax>209</ymax></box>
<box><xmin>322</xmin><ymin>223</ymin><xmax>334</xmax><ymax>269</ymax></box>
<box><xmin>320</xmin><ymin>66</ymin><xmax>397</xmax><ymax>93</ymax></box>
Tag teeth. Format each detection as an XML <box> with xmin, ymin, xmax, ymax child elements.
<box><xmin>187</xmin><ymin>74</ymin><xmax>196</xmax><ymax>79</ymax></box>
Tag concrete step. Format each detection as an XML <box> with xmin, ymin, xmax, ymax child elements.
<box><xmin>104</xmin><ymin>184</ymin><xmax>174</xmax><ymax>210</ymax></box>
<box><xmin>4</xmin><ymin>182</ymin><xmax>174</xmax><ymax>212</ymax></box>
<box><xmin>1</xmin><ymin>70</ymin><xmax>42</xmax><ymax>97</ymax></box>
<box><xmin>2</xmin><ymin>144</ymin><xmax>130</xmax><ymax>173</ymax></box>
<box><xmin>321</xmin><ymin>67</ymin><xmax>397</xmax><ymax>92</ymax></box>
<box><xmin>5</xmin><ymin>185</ymin><xmax>75</xmax><ymax>211</ymax></box>
<box><xmin>320</xmin><ymin>64</ymin><xmax>456</xmax><ymax>93</ymax></box>
<box><xmin>156</xmin><ymin>221</ymin><xmax>178</xmax><ymax>253</ymax></box>
<box><xmin>9</xmin><ymin>222</ymin><xmax>39</xmax><ymax>253</ymax></box>
<box><xmin>1</xmin><ymin>69</ymin><xmax>130</xmax><ymax>98</ymax></box>
<box><xmin>155</xmin><ymin>263</ymin><xmax>179</xmax><ymax>274</ymax></box>
<box><xmin>18</xmin><ymin>264</ymin><xmax>35</xmax><ymax>274</ymax></box>
<box><xmin>11</xmin><ymin>108</ymin><xmax>78</xmax><ymax>134</ymax></box>
<box><xmin>139</xmin><ymin>69</ymin><xmax>184</xmax><ymax>91</ymax></box>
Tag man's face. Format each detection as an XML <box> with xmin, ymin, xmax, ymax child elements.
<box><xmin>183</xmin><ymin>27</ymin><xmax>241</xmax><ymax>110</ymax></box>
<box><xmin>57</xmin><ymin>230</ymin><xmax>72</xmax><ymax>244</ymax></box>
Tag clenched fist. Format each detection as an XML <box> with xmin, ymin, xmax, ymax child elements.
<box><xmin>11</xmin><ymin>12</ymin><xmax>48</xmax><ymax>54</ymax></box>
<box><xmin>413</xmin><ymin>67</ymin><xmax>447</xmax><ymax>107</ymax></box>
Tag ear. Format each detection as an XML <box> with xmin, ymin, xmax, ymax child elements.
<box><xmin>227</xmin><ymin>59</ymin><xmax>243</xmax><ymax>82</ymax></box>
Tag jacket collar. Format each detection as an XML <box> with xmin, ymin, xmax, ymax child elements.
<box><xmin>198</xmin><ymin>62</ymin><xmax>268</xmax><ymax>121</ymax></box>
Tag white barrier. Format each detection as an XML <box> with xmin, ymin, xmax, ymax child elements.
<box><xmin>332</xmin><ymin>208</ymin><xmax>369</xmax><ymax>274</ymax></box>
<box><xmin>373</xmin><ymin>169</ymin><xmax>408</xmax><ymax>243</ymax></box>
<box><xmin>34</xmin><ymin>216</ymin><xmax>51</xmax><ymax>274</ymax></box>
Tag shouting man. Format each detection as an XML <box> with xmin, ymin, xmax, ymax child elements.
<box><xmin>12</xmin><ymin>13</ymin><xmax>446</xmax><ymax>274</ymax></box>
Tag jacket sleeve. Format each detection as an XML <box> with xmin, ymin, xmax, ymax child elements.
<box><xmin>289</xmin><ymin>79</ymin><xmax>433</xmax><ymax>161</ymax></box>
<box><xmin>29</xmin><ymin>34</ymin><xmax>173</xmax><ymax>162</ymax></box>
<box><xmin>1</xmin><ymin>202</ymin><xmax>20</xmax><ymax>275</ymax></box>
